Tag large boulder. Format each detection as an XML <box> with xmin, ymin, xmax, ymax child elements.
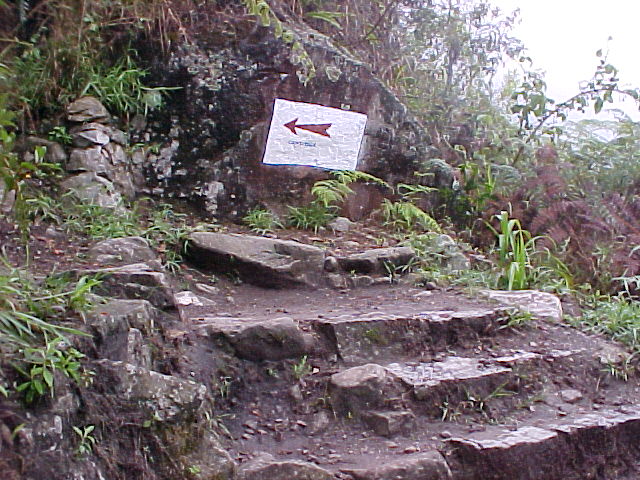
<box><xmin>188</xmin><ymin>232</ymin><xmax>325</xmax><ymax>287</ymax></box>
<box><xmin>137</xmin><ymin>22</ymin><xmax>431</xmax><ymax>218</ymax></box>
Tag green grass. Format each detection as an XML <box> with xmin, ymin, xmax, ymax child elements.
<box><xmin>568</xmin><ymin>295</ymin><xmax>640</xmax><ymax>354</ymax></box>
<box><xmin>242</xmin><ymin>208</ymin><xmax>283</xmax><ymax>235</ymax></box>
<box><xmin>287</xmin><ymin>202</ymin><xmax>335</xmax><ymax>233</ymax></box>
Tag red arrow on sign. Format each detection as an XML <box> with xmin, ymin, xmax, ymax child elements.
<box><xmin>284</xmin><ymin>118</ymin><xmax>332</xmax><ymax>138</ymax></box>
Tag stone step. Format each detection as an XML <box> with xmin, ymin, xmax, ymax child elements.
<box><xmin>314</xmin><ymin>308</ymin><xmax>510</xmax><ymax>365</ymax></box>
<box><xmin>445</xmin><ymin>406</ymin><xmax>640</xmax><ymax>480</ymax></box>
<box><xmin>329</xmin><ymin>350</ymin><xmax>579</xmax><ymax>421</ymax></box>
<box><xmin>334</xmin><ymin>406</ymin><xmax>640</xmax><ymax>480</ymax></box>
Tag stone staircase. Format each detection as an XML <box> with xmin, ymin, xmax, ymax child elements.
<box><xmin>180</xmin><ymin>281</ymin><xmax>640</xmax><ymax>480</ymax></box>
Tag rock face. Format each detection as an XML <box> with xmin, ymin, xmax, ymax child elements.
<box><xmin>94</xmin><ymin>360</ymin><xmax>207</xmax><ymax>422</ymax></box>
<box><xmin>188</xmin><ymin>232</ymin><xmax>325</xmax><ymax>287</ymax></box>
<box><xmin>138</xmin><ymin>24</ymin><xmax>431</xmax><ymax>218</ymax></box>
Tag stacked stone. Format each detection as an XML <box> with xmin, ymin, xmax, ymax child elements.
<box><xmin>61</xmin><ymin>96</ymin><xmax>140</xmax><ymax>206</ymax></box>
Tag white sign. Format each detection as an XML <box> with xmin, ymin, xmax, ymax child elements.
<box><xmin>262</xmin><ymin>98</ymin><xmax>367</xmax><ymax>170</ymax></box>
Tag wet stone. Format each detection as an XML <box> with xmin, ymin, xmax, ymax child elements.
<box><xmin>337</xmin><ymin>247</ymin><xmax>416</xmax><ymax>275</ymax></box>
<box><xmin>87</xmin><ymin>236</ymin><xmax>159</xmax><ymax>266</ymax></box>
<box><xmin>362</xmin><ymin>410</ymin><xmax>416</xmax><ymax>437</ymax></box>
<box><xmin>238</xmin><ymin>453</ymin><xmax>333</xmax><ymax>480</ymax></box>
<box><xmin>343</xmin><ymin>451</ymin><xmax>452</xmax><ymax>480</ymax></box>
<box><xmin>559</xmin><ymin>389</ymin><xmax>583</xmax><ymax>404</ymax></box>
<box><xmin>197</xmin><ymin>316</ymin><xmax>311</xmax><ymax>361</ymax></box>
<box><xmin>480</xmin><ymin>289</ymin><xmax>563</xmax><ymax>322</ymax></box>
<box><xmin>329</xmin><ymin>363</ymin><xmax>404</xmax><ymax>417</ymax></box>
<box><xmin>386</xmin><ymin>356</ymin><xmax>514</xmax><ymax>414</ymax></box>
<box><xmin>94</xmin><ymin>360</ymin><xmax>207</xmax><ymax>422</ymax></box>
<box><xmin>315</xmin><ymin>309</ymin><xmax>506</xmax><ymax>365</ymax></box>
<box><xmin>67</xmin><ymin>96</ymin><xmax>110</xmax><ymax>123</ymax></box>
<box><xmin>188</xmin><ymin>232</ymin><xmax>325</xmax><ymax>288</ymax></box>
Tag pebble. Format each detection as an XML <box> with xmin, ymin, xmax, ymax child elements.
<box><xmin>439</xmin><ymin>430</ymin><xmax>452</xmax><ymax>439</ymax></box>
<box><xmin>403</xmin><ymin>446</ymin><xmax>419</xmax><ymax>454</ymax></box>
<box><xmin>559</xmin><ymin>389</ymin><xmax>583</xmax><ymax>404</ymax></box>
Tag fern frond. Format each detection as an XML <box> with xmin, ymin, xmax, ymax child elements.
<box><xmin>311</xmin><ymin>179</ymin><xmax>353</xmax><ymax>208</ymax></box>
<box><xmin>331</xmin><ymin>170</ymin><xmax>391</xmax><ymax>189</ymax></box>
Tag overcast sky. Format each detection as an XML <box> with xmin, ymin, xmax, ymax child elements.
<box><xmin>490</xmin><ymin>0</ymin><xmax>640</xmax><ymax>120</ymax></box>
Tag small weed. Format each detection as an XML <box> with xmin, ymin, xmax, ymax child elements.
<box><xmin>217</xmin><ymin>376</ymin><xmax>232</xmax><ymax>399</ymax></box>
<box><xmin>568</xmin><ymin>295</ymin><xmax>640</xmax><ymax>355</ymax></box>
<box><xmin>499</xmin><ymin>310</ymin><xmax>534</xmax><ymax>330</ymax></box>
<box><xmin>439</xmin><ymin>399</ymin><xmax>461</xmax><ymax>422</ymax></box>
<box><xmin>292</xmin><ymin>355</ymin><xmax>312</xmax><ymax>380</ymax></box>
<box><xmin>364</xmin><ymin>327</ymin><xmax>388</xmax><ymax>346</ymax></box>
<box><xmin>243</xmin><ymin>208</ymin><xmax>282</xmax><ymax>235</ymax></box>
<box><xmin>287</xmin><ymin>203</ymin><xmax>334</xmax><ymax>233</ymax></box>
<box><xmin>186</xmin><ymin>465</ymin><xmax>202</xmax><ymax>475</ymax></box>
<box><xmin>47</xmin><ymin>126</ymin><xmax>72</xmax><ymax>145</ymax></box>
<box><xmin>72</xmin><ymin>424</ymin><xmax>97</xmax><ymax>456</ymax></box>
<box><xmin>602</xmin><ymin>355</ymin><xmax>636</xmax><ymax>382</ymax></box>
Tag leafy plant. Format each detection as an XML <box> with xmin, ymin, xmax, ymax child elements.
<box><xmin>242</xmin><ymin>208</ymin><xmax>283</xmax><ymax>235</ymax></box>
<box><xmin>292</xmin><ymin>355</ymin><xmax>312</xmax><ymax>380</ymax></box>
<box><xmin>381</xmin><ymin>199</ymin><xmax>441</xmax><ymax>233</ymax></box>
<box><xmin>287</xmin><ymin>203</ymin><xmax>334</xmax><ymax>233</ymax></box>
<box><xmin>0</xmin><ymin>264</ymin><xmax>94</xmax><ymax>351</ymax></box>
<box><xmin>311</xmin><ymin>170</ymin><xmax>390</xmax><ymax>209</ymax></box>
<box><xmin>488</xmin><ymin>211</ymin><xmax>537</xmax><ymax>290</ymax></box>
<box><xmin>47</xmin><ymin>126</ymin><xmax>72</xmax><ymax>145</ymax></box>
<box><xmin>0</xmin><ymin>95</ymin><xmax>62</xmax><ymax>242</ymax></box>
<box><xmin>143</xmin><ymin>202</ymin><xmax>192</xmax><ymax>273</ymax></box>
<box><xmin>80</xmin><ymin>52</ymin><xmax>174</xmax><ymax>117</ymax></box>
<box><xmin>72</xmin><ymin>425</ymin><xmax>97</xmax><ymax>456</ymax></box>
<box><xmin>499</xmin><ymin>310</ymin><xmax>534</xmax><ymax>330</ymax></box>
<box><xmin>15</xmin><ymin>336</ymin><xmax>89</xmax><ymax>403</ymax></box>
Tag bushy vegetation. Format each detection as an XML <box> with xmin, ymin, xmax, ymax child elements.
<box><xmin>0</xmin><ymin>0</ymin><xmax>639</xmax><ymax>386</ymax></box>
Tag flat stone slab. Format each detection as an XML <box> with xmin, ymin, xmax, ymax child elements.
<box><xmin>387</xmin><ymin>357</ymin><xmax>512</xmax><ymax>405</ymax></box>
<box><xmin>188</xmin><ymin>232</ymin><xmax>325</xmax><ymax>288</ymax></box>
<box><xmin>87</xmin><ymin>236</ymin><xmax>159</xmax><ymax>267</ymax></box>
<box><xmin>446</xmin><ymin>408</ymin><xmax>640</xmax><ymax>480</ymax></box>
<box><xmin>67</xmin><ymin>263</ymin><xmax>174</xmax><ymax>309</ymax></box>
<box><xmin>343</xmin><ymin>451</ymin><xmax>452</xmax><ymax>480</ymax></box>
<box><xmin>480</xmin><ymin>289</ymin><xmax>563</xmax><ymax>322</ymax></box>
<box><xmin>315</xmin><ymin>309</ymin><xmax>508</xmax><ymax>365</ymax></box>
